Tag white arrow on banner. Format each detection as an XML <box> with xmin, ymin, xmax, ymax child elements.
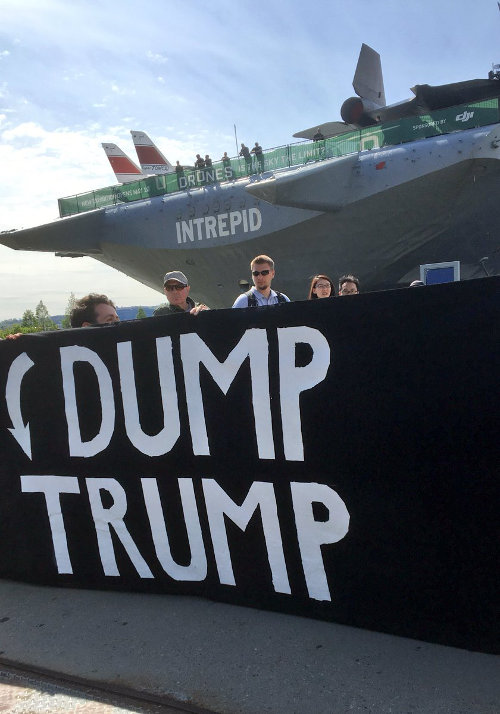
<box><xmin>6</xmin><ymin>352</ymin><xmax>35</xmax><ymax>459</ymax></box>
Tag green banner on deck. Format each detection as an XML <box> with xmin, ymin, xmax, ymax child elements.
<box><xmin>58</xmin><ymin>98</ymin><xmax>500</xmax><ymax>218</ymax></box>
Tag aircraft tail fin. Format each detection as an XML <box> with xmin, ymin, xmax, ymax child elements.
<box><xmin>102</xmin><ymin>143</ymin><xmax>146</xmax><ymax>184</ymax></box>
<box><xmin>131</xmin><ymin>131</ymin><xmax>175</xmax><ymax>174</ymax></box>
<box><xmin>353</xmin><ymin>43</ymin><xmax>386</xmax><ymax>107</ymax></box>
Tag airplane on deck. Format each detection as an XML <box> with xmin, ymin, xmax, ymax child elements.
<box><xmin>294</xmin><ymin>43</ymin><xmax>500</xmax><ymax>139</ymax></box>
<box><xmin>131</xmin><ymin>131</ymin><xmax>175</xmax><ymax>175</ymax></box>
<box><xmin>103</xmin><ymin>133</ymin><xmax>175</xmax><ymax>184</ymax></box>
<box><xmin>102</xmin><ymin>143</ymin><xmax>147</xmax><ymax>184</ymax></box>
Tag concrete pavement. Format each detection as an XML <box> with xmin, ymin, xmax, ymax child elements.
<box><xmin>0</xmin><ymin>581</ymin><xmax>498</xmax><ymax>713</ymax></box>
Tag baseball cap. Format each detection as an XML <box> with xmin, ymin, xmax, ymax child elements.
<box><xmin>163</xmin><ymin>271</ymin><xmax>188</xmax><ymax>286</ymax></box>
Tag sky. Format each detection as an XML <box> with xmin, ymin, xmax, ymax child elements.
<box><xmin>1</xmin><ymin>0</ymin><xmax>499</xmax><ymax>320</ymax></box>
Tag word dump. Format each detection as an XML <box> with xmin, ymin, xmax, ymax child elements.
<box><xmin>175</xmin><ymin>207</ymin><xmax>262</xmax><ymax>243</ymax></box>
<box><xmin>20</xmin><ymin>475</ymin><xmax>350</xmax><ymax>601</ymax></box>
<box><xmin>57</xmin><ymin>326</ymin><xmax>330</xmax><ymax>461</ymax></box>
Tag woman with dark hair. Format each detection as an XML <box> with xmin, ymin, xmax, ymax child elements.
<box><xmin>307</xmin><ymin>274</ymin><xmax>334</xmax><ymax>300</ymax></box>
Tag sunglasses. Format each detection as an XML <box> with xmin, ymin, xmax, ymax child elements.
<box><xmin>252</xmin><ymin>269</ymin><xmax>270</xmax><ymax>276</ymax></box>
<box><xmin>165</xmin><ymin>284</ymin><xmax>187</xmax><ymax>291</ymax></box>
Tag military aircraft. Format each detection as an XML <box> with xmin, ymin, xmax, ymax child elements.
<box><xmin>130</xmin><ymin>131</ymin><xmax>175</xmax><ymax>175</ymax></box>
<box><xmin>102</xmin><ymin>142</ymin><xmax>147</xmax><ymax>184</ymax></box>
<box><xmin>103</xmin><ymin>132</ymin><xmax>175</xmax><ymax>183</ymax></box>
<box><xmin>2</xmin><ymin>45</ymin><xmax>500</xmax><ymax>307</ymax></box>
<box><xmin>294</xmin><ymin>43</ymin><xmax>500</xmax><ymax>139</ymax></box>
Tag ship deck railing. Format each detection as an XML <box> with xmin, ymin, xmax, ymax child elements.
<box><xmin>58</xmin><ymin>98</ymin><xmax>500</xmax><ymax>218</ymax></box>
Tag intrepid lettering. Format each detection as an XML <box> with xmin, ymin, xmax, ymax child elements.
<box><xmin>176</xmin><ymin>208</ymin><xmax>262</xmax><ymax>243</ymax></box>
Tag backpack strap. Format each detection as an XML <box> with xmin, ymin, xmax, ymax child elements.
<box><xmin>246</xmin><ymin>290</ymin><xmax>287</xmax><ymax>306</ymax></box>
<box><xmin>245</xmin><ymin>290</ymin><xmax>258</xmax><ymax>307</ymax></box>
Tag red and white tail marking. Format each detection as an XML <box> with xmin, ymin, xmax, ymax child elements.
<box><xmin>102</xmin><ymin>143</ymin><xmax>146</xmax><ymax>184</ymax></box>
<box><xmin>131</xmin><ymin>131</ymin><xmax>174</xmax><ymax>174</ymax></box>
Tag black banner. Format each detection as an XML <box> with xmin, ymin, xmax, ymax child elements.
<box><xmin>0</xmin><ymin>278</ymin><xmax>498</xmax><ymax>653</ymax></box>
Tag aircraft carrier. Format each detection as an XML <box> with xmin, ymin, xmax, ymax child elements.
<box><xmin>2</xmin><ymin>45</ymin><xmax>500</xmax><ymax>305</ymax></box>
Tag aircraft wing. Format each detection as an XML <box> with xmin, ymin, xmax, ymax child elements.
<box><xmin>293</xmin><ymin>121</ymin><xmax>357</xmax><ymax>140</ymax></box>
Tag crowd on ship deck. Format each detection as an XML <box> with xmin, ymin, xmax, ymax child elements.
<box><xmin>175</xmin><ymin>139</ymin><xmax>270</xmax><ymax>182</ymax></box>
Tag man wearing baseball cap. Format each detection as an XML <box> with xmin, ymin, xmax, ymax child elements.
<box><xmin>153</xmin><ymin>271</ymin><xmax>209</xmax><ymax>316</ymax></box>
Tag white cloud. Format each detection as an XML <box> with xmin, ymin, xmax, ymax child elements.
<box><xmin>0</xmin><ymin>123</ymin><xmax>115</xmax><ymax>230</ymax></box>
<box><xmin>62</xmin><ymin>71</ymin><xmax>85</xmax><ymax>82</ymax></box>
<box><xmin>110</xmin><ymin>83</ymin><xmax>136</xmax><ymax>96</ymax></box>
<box><xmin>146</xmin><ymin>51</ymin><xmax>168</xmax><ymax>65</ymax></box>
<box><xmin>0</xmin><ymin>50</ymin><xmax>10</xmax><ymax>59</ymax></box>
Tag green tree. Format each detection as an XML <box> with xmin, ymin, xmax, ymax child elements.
<box><xmin>35</xmin><ymin>300</ymin><xmax>57</xmax><ymax>331</ymax></box>
<box><xmin>62</xmin><ymin>292</ymin><xmax>78</xmax><ymax>329</ymax></box>
<box><xmin>0</xmin><ymin>324</ymin><xmax>35</xmax><ymax>339</ymax></box>
<box><xmin>22</xmin><ymin>309</ymin><xmax>37</xmax><ymax>328</ymax></box>
<box><xmin>136</xmin><ymin>307</ymin><xmax>147</xmax><ymax>319</ymax></box>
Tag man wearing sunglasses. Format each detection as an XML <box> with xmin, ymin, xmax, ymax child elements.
<box><xmin>154</xmin><ymin>271</ymin><xmax>209</xmax><ymax>316</ymax></box>
<box><xmin>232</xmin><ymin>255</ymin><xmax>290</xmax><ymax>308</ymax></box>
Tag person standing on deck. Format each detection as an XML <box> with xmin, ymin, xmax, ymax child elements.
<box><xmin>251</xmin><ymin>142</ymin><xmax>264</xmax><ymax>172</ymax></box>
<box><xmin>239</xmin><ymin>143</ymin><xmax>252</xmax><ymax>175</ymax></box>
<box><xmin>175</xmin><ymin>160</ymin><xmax>185</xmax><ymax>189</ymax></box>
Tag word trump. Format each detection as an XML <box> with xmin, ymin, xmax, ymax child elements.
<box><xmin>20</xmin><ymin>475</ymin><xmax>350</xmax><ymax>601</ymax></box>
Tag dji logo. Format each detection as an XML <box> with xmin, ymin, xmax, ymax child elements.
<box><xmin>456</xmin><ymin>110</ymin><xmax>474</xmax><ymax>123</ymax></box>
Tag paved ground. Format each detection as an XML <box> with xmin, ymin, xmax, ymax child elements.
<box><xmin>0</xmin><ymin>581</ymin><xmax>498</xmax><ymax>714</ymax></box>
<box><xmin>0</xmin><ymin>664</ymin><xmax>186</xmax><ymax>713</ymax></box>
<box><xmin>0</xmin><ymin>662</ymin><xmax>201</xmax><ymax>713</ymax></box>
